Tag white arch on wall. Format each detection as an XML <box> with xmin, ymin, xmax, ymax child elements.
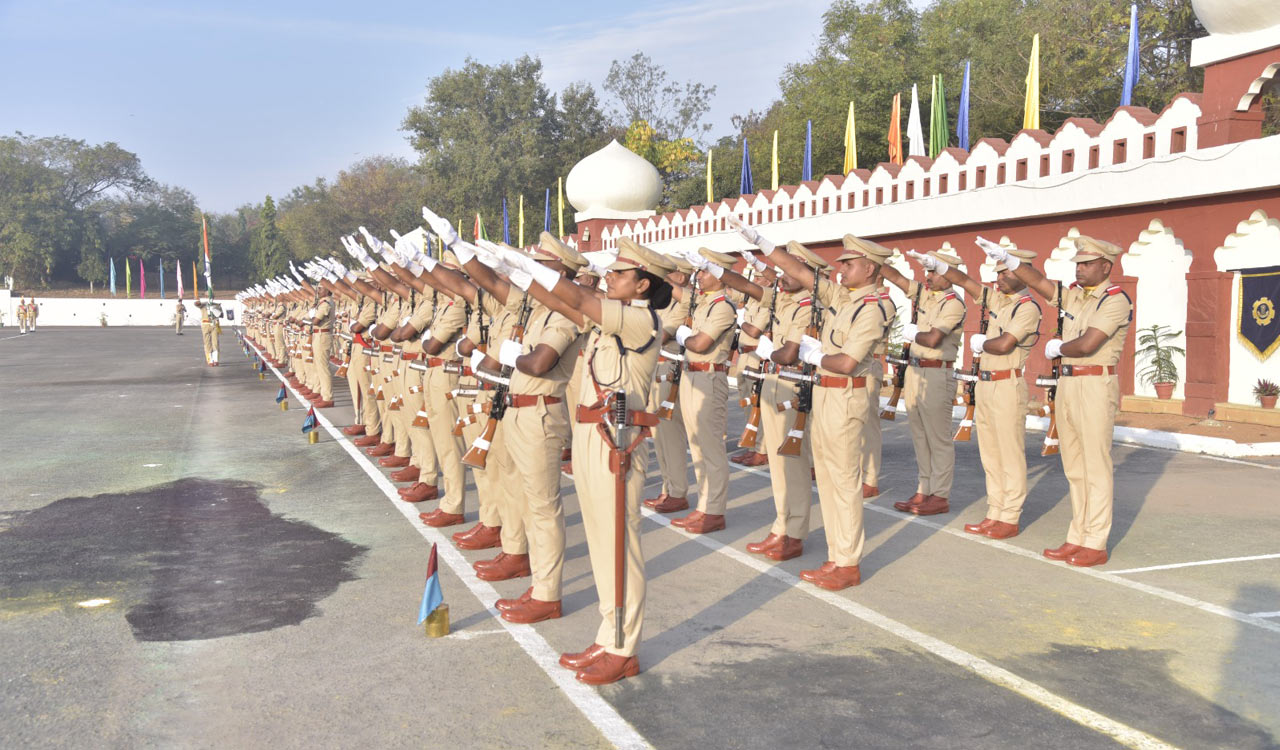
<box><xmin>1214</xmin><ymin>209</ymin><xmax>1280</xmax><ymax>405</ymax></box>
<box><xmin>1122</xmin><ymin>219</ymin><xmax>1193</xmax><ymax>398</ymax></box>
<box><xmin>1237</xmin><ymin>62</ymin><xmax>1280</xmax><ymax>112</ymax></box>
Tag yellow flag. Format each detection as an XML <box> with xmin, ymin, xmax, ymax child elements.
<box><xmin>557</xmin><ymin>177</ymin><xmax>564</xmax><ymax>238</ymax></box>
<box><xmin>843</xmin><ymin>101</ymin><xmax>857</xmax><ymax>174</ymax></box>
<box><xmin>518</xmin><ymin>195</ymin><xmax>525</xmax><ymax>247</ymax></box>
<box><xmin>192</xmin><ymin>260</ymin><xmax>198</xmax><ymax>296</ymax></box>
<box><xmin>1023</xmin><ymin>33</ymin><xmax>1040</xmax><ymax>130</ymax></box>
<box><xmin>706</xmin><ymin>149</ymin><xmax>713</xmax><ymax>204</ymax></box>
<box><xmin>770</xmin><ymin>130</ymin><xmax>779</xmax><ymax>191</ymax></box>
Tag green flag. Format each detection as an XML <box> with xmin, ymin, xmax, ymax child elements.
<box><xmin>929</xmin><ymin>74</ymin><xmax>948</xmax><ymax>158</ymax></box>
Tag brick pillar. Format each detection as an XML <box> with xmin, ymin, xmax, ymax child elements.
<box><xmin>1197</xmin><ymin>47</ymin><xmax>1280</xmax><ymax>147</ymax></box>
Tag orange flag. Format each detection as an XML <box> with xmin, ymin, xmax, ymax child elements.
<box><xmin>887</xmin><ymin>93</ymin><xmax>903</xmax><ymax>166</ymax></box>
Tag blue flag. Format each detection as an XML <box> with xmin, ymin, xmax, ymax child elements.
<box><xmin>502</xmin><ymin>197</ymin><xmax>510</xmax><ymax>244</ymax></box>
<box><xmin>1121</xmin><ymin>3</ymin><xmax>1139</xmax><ymax>106</ymax></box>
<box><xmin>301</xmin><ymin>406</ymin><xmax>317</xmax><ymax>434</ymax></box>
<box><xmin>957</xmin><ymin>60</ymin><xmax>971</xmax><ymax>151</ymax></box>
<box><xmin>158</xmin><ymin>259</ymin><xmax>165</xmax><ymax>299</ymax></box>
<box><xmin>802</xmin><ymin>120</ymin><xmax>813</xmax><ymax>182</ymax></box>
<box><xmin>276</xmin><ymin>384</ymin><xmax>287</xmax><ymax>404</ymax></box>
<box><xmin>543</xmin><ymin>188</ymin><xmax>551</xmax><ymax>232</ymax></box>
<box><xmin>739</xmin><ymin>138</ymin><xmax>754</xmax><ymax>196</ymax></box>
<box><xmin>109</xmin><ymin>257</ymin><xmax>116</xmax><ymax>296</ymax></box>
<box><xmin>417</xmin><ymin>543</ymin><xmax>443</xmax><ymax>624</ymax></box>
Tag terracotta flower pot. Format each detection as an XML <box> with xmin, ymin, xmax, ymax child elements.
<box><xmin>1262</xmin><ymin>395</ymin><xmax>1278</xmax><ymax>409</ymax></box>
<box><xmin>1153</xmin><ymin>382</ymin><xmax>1175</xmax><ymax>400</ymax></box>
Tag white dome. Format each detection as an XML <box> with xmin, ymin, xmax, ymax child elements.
<box><xmin>565</xmin><ymin>140</ymin><xmax>662</xmax><ymax>220</ymax></box>
<box><xmin>1192</xmin><ymin>0</ymin><xmax>1280</xmax><ymax>35</ymax></box>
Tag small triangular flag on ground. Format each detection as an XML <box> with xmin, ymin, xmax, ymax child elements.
<box><xmin>276</xmin><ymin>384</ymin><xmax>287</xmax><ymax>404</ymax></box>
<box><xmin>257</xmin><ymin>360</ymin><xmax>267</xmax><ymax>373</ymax></box>
<box><xmin>301</xmin><ymin>406</ymin><xmax>317</xmax><ymax>433</ymax></box>
<box><xmin>418</xmin><ymin>543</ymin><xmax>443</xmax><ymax>624</ymax></box>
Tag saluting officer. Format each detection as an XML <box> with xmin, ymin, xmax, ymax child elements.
<box><xmin>642</xmin><ymin>254</ymin><xmax>694</xmax><ymax>514</ymax></box>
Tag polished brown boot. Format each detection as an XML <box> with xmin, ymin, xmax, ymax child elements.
<box><xmin>670</xmin><ymin>510</ymin><xmax>704</xmax><ymax>529</ymax></box>
<box><xmin>390</xmin><ymin>466</ymin><xmax>420</xmax><ymax>483</ymax></box>
<box><xmin>729</xmin><ymin>451</ymin><xmax>751</xmax><ymax>465</ymax></box>
<box><xmin>646</xmin><ymin>494</ymin><xmax>689</xmax><ymax>514</ymax></box>
<box><xmin>910</xmin><ymin>495</ymin><xmax>949</xmax><ymax>516</ymax></box>
<box><xmin>495</xmin><ymin>587</ymin><xmax>533</xmax><ymax>613</ymax></box>
<box><xmin>682</xmin><ymin>513</ymin><xmax>725</xmax><ymax>534</ymax></box>
<box><xmin>812</xmin><ymin>564</ymin><xmax>861</xmax><ymax>590</ymax></box>
<box><xmin>560</xmin><ymin>447</ymin><xmax>571</xmax><ymax>462</ymax></box>
<box><xmin>475</xmin><ymin>553</ymin><xmax>530</xmax><ymax>581</ymax></box>
<box><xmin>576</xmin><ymin>653</ymin><xmax>639</xmax><ymax>685</ymax></box>
<box><xmin>1066</xmin><ymin>547</ymin><xmax>1108</xmax><ymax>567</ymax></box>
<box><xmin>312</xmin><ymin>400</ymin><xmax>334</xmax><ymax>408</ymax></box>
<box><xmin>367</xmin><ymin>442</ymin><xmax>394</xmax><ymax>457</ymax></box>
<box><xmin>422</xmin><ymin>511</ymin><xmax>464</xmax><ymax>528</ymax></box>
<box><xmin>559</xmin><ymin>644</ymin><xmax>605</xmax><ymax>670</ymax></box>
<box><xmin>455</xmin><ymin>523</ymin><xmax>501</xmax><ymax>550</ymax></box>
<box><xmin>800</xmin><ymin>561</ymin><xmax>837</xmax><ymax>582</ymax></box>
<box><xmin>740</xmin><ymin>451</ymin><xmax>768</xmax><ymax>467</ymax></box>
<box><xmin>353</xmin><ymin>433</ymin><xmax>381</xmax><ymax>447</ymax></box>
<box><xmin>963</xmin><ymin>518</ymin><xmax>997</xmax><ymax>535</ymax></box>
<box><xmin>342</xmin><ymin>424</ymin><xmax>366</xmax><ymax>436</ymax></box>
<box><xmin>764</xmin><ymin>536</ymin><xmax>803</xmax><ymax>561</ymax></box>
<box><xmin>983</xmin><ymin>521</ymin><xmax>1019</xmax><ymax>540</ymax></box>
<box><xmin>399</xmin><ymin>483</ymin><xmax>439</xmax><ymax>503</ymax></box>
<box><xmin>745</xmin><ymin>533</ymin><xmax>782</xmax><ymax>555</ymax></box>
<box><xmin>1043</xmin><ymin>542</ymin><xmax>1083</xmax><ymax>561</ymax></box>
<box><xmin>502</xmin><ymin>597</ymin><xmax>561</xmax><ymax>624</ymax></box>
<box><xmin>893</xmin><ymin>492</ymin><xmax>926</xmax><ymax>512</ymax></box>
<box><xmin>378</xmin><ymin>455</ymin><xmax>410</xmax><ymax>468</ymax></box>
<box><xmin>862</xmin><ymin>484</ymin><xmax>879</xmax><ymax>498</ymax></box>
<box><xmin>561</xmin><ymin>460</ymin><xmax>572</xmax><ymax>476</ymax></box>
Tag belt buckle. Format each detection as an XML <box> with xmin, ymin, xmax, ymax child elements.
<box><xmin>1060</xmin><ymin>365</ymin><xmax>1074</xmax><ymax>376</ymax></box>
<box><xmin>979</xmin><ymin>370</ymin><xmax>993</xmax><ymax>381</ymax></box>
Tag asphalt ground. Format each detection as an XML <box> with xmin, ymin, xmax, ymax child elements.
<box><xmin>1</xmin><ymin>327</ymin><xmax>1278</xmax><ymax>750</ymax></box>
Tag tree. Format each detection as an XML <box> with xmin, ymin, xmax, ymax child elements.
<box><xmin>251</xmin><ymin>196</ymin><xmax>289</xmax><ymax>279</ymax></box>
<box><xmin>603</xmin><ymin>52</ymin><xmax>717</xmax><ymax>143</ymax></box>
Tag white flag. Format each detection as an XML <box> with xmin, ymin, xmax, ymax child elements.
<box><xmin>907</xmin><ymin>83</ymin><xmax>925</xmax><ymax>158</ymax></box>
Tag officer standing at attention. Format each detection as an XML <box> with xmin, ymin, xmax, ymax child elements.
<box><xmin>879</xmin><ymin>250</ymin><xmax>967</xmax><ymax>516</ymax></box>
<box><xmin>981</xmin><ymin>236</ymin><xmax>1131</xmax><ymax>567</ymax></box>
<box><xmin>174</xmin><ymin>300</ymin><xmax>187</xmax><ymax>335</ymax></box>
<box><xmin>193</xmin><ymin>298</ymin><xmax>223</xmax><ymax>365</ymax></box>
<box><xmin>308</xmin><ymin>287</ymin><xmax>336</xmax><ymax>408</ymax></box>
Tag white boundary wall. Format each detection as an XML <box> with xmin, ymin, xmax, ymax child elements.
<box><xmin>0</xmin><ymin>290</ymin><xmax>243</xmax><ymax>327</ymax></box>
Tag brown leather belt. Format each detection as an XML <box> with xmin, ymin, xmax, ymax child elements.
<box><xmin>910</xmin><ymin>358</ymin><xmax>953</xmax><ymax>369</ymax></box>
<box><xmin>443</xmin><ymin>363</ymin><xmax>473</xmax><ymax>376</ymax></box>
<box><xmin>1060</xmin><ymin>364</ymin><xmax>1117</xmax><ymax>377</ymax></box>
<box><xmin>979</xmin><ymin>367</ymin><xmax>1024</xmax><ymax>381</ymax></box>
<box><xmin>313</xmin><ymin>327</ymin><xmax>332</xmax><ymax>333</ymax></box>
<box><xmin>575</xmin><ymin>404</ymin><xmax>660</xmax><ymax>427</ymax></box>
<box><xmin>380</xmin><ymin>344</ymin><xmax>394</xmax><ymax>353</ymax></box>
<box><xmin>685</xmin><ymin>361</ymin><xmax>729</xmax><ymax>373</ymax></box>
<box><xmin>422</xmin><ymin>356</ymin><xmax>452</xmax><ymax>368</ymax></box>
<box><xmin>507</xmin><ymin>394</ymin><xmax>563</xmax><ymax>408</ymax></box>
<box><xmin>815</xmin><ymin>375</ymin><xmax>867</xmax><ymax>388</ymax></box>
<box><xmin>401</xmin><ymin>352</ymin><xmax>418</xmax><ymax>361</ymax></box>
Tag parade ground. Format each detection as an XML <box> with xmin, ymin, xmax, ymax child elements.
<box><xmin>2</xmin><ymin>327</ymin><xmax>1279</xmax><ymax>750</ymax></box>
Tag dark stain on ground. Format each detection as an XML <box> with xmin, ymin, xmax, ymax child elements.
<box><xmin>0</xmin><ymin>477</ymin><xmax>367</xmax><ymax>642</ymax></box>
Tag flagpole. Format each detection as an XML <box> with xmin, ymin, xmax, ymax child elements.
<box><xmin>771</xmin><ymin>130</ymin><xmax>779</xmax><ymax>191</ymax></box>
<box><xmin>706</xmin><ymin>148</ymin><xmax>713</xmax><ymax>204</ymax></box>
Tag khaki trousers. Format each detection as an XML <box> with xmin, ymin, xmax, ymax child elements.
<box><xmin>487</xmin><ymin>419</ymin><xmax>525</xmax><ymax>556</ymax></box>
<box><xmin>461</xmin><ymin>392</ymin><xmax>504</xmax><ymax>529</ymax></box>
<box><xmin>273</xmin><ymin>326</ymin><xmax>285</xmax><ymax>363</ymax></box>
<box><xmin>975</xmin><ymin>377</ymin><xmax>1030</xmax><ymax>524</ymax></box>
<box><xmin>1058</xmin><ymin>374</ymin><xmax>1119</xmax><ymax>550</ymax></box>
<box><xmin>572</xmin><ymin>418</ymin><xmax>647</xmax><ymax>657</ymax></box>
<box><xmin>355</xmin><ymin>348</ymin><xmax>382</xmax><ymax>435</ymax></box>
<box><xmin>175</xmin><ymin>317</ymin><xmax>183</xmax><ymax>334</ymax></box>
<box><xmin>861</xmin><ymin>362</ymin><xmax>884</xmax><ymax>488</ymax></box>
<box><xmin>201</xmin><ymin>322</ymin><xmax>220</xmax><ymax>363</ymax></box>
<box><xmin>373</xmin><ymin>352</ymin><xmax>399</xmax><ymax>449</ymax></box>
<box><xmin>312</xmin><ymin>333</ymin><xmax>334</xmax><ymax>400</ymax></box>
<box><xmin>733</xmin><ymin>351</ymin><xmax>759</xmax><ymax>406</ymax></box>
<box><xmin>509</xmin><ymin>401</ymin><xmax>571</xmax><ymax>599</ymax></box>
<box><xmin>811</xmin><ymin>384</ymin><xmax>870</xmax><ymax>567</ymax></box>
<box><xmin>346</xmin><ymin>345</ymin><xmax>367</xmax><ymax>425</ymax></box>
<box><xmin>679</xmin><ymin>369</ymin><xmax>729</xmax><ymax>515</ymax></box>
<box><xmin>423</xmin><ymin>367</ymin><xmax>465</xmax><ymax>514</ymax></box>
<box><xmin>905</xmin><ymin>366</ymin><xmax>955</xmax><ymax>497</ymax></box>
<box><xmin>403</xmin><ymin>366</ymin><xmax>438</xmax><ymax>480</ymax></box>
<box><xmin>761</xmin><ymin>374</ymin><xmax>813</xmax><ymax>538</ymax></box>
<box><xmin>649</xmin><ymin>366</ymin><xmax>690</xmax><ymax>498</ymax></box>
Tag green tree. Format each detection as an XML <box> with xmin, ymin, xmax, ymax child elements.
<box><xmin>251</xmin><ymin>196</ymin><xmax>289</xmax><ymax>279</ymax></box>
<box><xmin>603</xmin><ymin>52</ymin><xmax>717</xmax><ymax>143</ymax></box>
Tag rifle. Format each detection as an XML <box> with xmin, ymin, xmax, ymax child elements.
<box><xmin>1039</xmin><ymin>281</ymin><xmax>1064</xmax><ymax>456</ymax></box>
<box><xmin>411</xmin><ymin>289</ymin><xmax>439</xmax><ymax>429</ymax></box>
<box><xmin>452</xmin><ymin>291</ymin><xmax>487</xmax><ymax>435</ymax></box>
<box><xmin>462</xmin><ymin>293</ymin><xmax>533</xmax><ymax>468</ymax></box>
<box><xmin>610</xmin><ymin>389</ymin><xmax>628</xmax><ymax>650</ymax></box>
<box><xmin>778</xmin><ymin>271</ymin><xmax>823</xmax><ymax>456</ymax></box>
<box><xmin>657</xmin><ymin>275</ymin><xmax>700</xmax><ymax>421</ymax></box>
<box><xmin>954</xmin><ymin>288</ymin><xmax>988</xmax><ymax>441</ymax></box>
<box><xmin>738</xmin><ymin>279</ymin><xmax>779</xmax><ymax>449</ymax></box>
<box><xmin>881</xmin><ymin>284</ymin><xmax>922</xmax><ymax>420</ymax></box>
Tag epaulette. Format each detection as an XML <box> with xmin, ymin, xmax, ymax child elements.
<box><xmin>710</xmin><ymin>294</ymin><xmax>727</xmax><ymax>305</ymax></box>
<box><xmin>878</xmin><ymin>291</ymin><xmax>891</xmax><ymax>300</ymax></box>
<box><xmin>942</xmin><ymin>292</ymin><xmax>958</xmax><ymax>302</ymax></box>
<box><xmin>1068</xmin><ymin>282</ymin><xmax>1081</xmax><ymax>290</ymax></box>
<box><xmin>796</xmin><ymin>298</ymin><xmax>813</xmax><ymax>307</ymax></box>
<box><xmin>1018</xmin><ymin>295</ymin><xmax>1033</xmax><ymax>304</ymax></box>
<box><xmin>1105</xmin><ymin>285</ymin><xmax>1123</xmax><ymax>296</ymax></box>
<box><xmin>863</xmin><ymin>294</ymin><xmax>879</xmax><ymax>304</ymax></box>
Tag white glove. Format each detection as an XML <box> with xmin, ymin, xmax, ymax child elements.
<box><xmin>473</xmin><ymin>239</ymin><xmax>504</xmax><ymax>268</ymax></box>
<box><xmin>451</xmin><ymin>240</ymin><xmax>477</xmax><ymax>266</ymax></box>
<box><xmin>736</xmin><ymin>307</ymin><xmax>746</xmax><ymax>326</ymax></box>
<box><xmin>421</xmin><ymin>207</ymin><xmax>460</xmax><ymax>248</ymax></box>
<box><xmin>969</xmin><ymin>333</ymin><xmax>987</xmax><ymax>354</ymax></box>
<box><xmin>419</xmin><ymin>255</ymin><xmax>438</xmax><ymax>273</ymax></box>
<box><xmin>685</xmin><ymin>248</ymin><xmax>711</xmax><ymax>272</ymax></box>
<box><xmin>747</xmin><ymin>255</ymin><xmax>767</xmax><ymax>273</ymax></box>
<box><xmin>1044</xmin><ymin>338</ymin><xmax>1064</xmax><ymax>359</ymax></box>
<box><xmin>726</xmin><ymin>215</ymin><xmax>776</xmax><ymax>255</ymax></box>
<box><xmin>704</xmin><ymin>263</ymin><xmax>724</xmax><ymax>279</ymax></box>
<box><xmin>903</xmin><ymin>322</ymin><xmax>919</xmax><ymax>343</ymax></box>
<box><xmin>755</xmin><ymin>335</ymin><xmax>776</xmax><ymax>360</ymax></box>
<box><xmin>420</xmin><ymin>328</ymin><xmax>432</xmax><ymax>342</ymax></box>
<box><xmin>674</xmin><ymin>325</ymin><xmax>694</xmax><ymax>347</ymax></box>
<box><xmin>976</xmin><ymin>236</ymin><xmax>1018</xmax><ymax>270</ymax></box>
<box><xmin>498</xmin><ymin>339</ymin><xmax>522</xmax><ymax>368</ymax></box>
<box><xmin>470</xmin><ymin>347</ymin><xmax>487</xmax><ymax>372</ymax></box>
<box><xmin>907</xmin><ymin>249</ymin><xmax>939</xmax><ymax>273</ymax></box>
<box><xmin>798</xmin><ymin>335</ymin><xmax>824</xmax><ymax>367</ymax></box>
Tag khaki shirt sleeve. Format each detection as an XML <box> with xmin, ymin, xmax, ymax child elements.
<box><xmin>840</xmin><ymin>301</ymin><xmax>889</xmax><ymax>363</ymax></box>
<box><xmin>430</xmin><ymin>302</ymin><xmax>465</xmax><ymax>346</ymax></box>
<box><xmin>376</xmin><ymin>301</ymin><xmax>401</xmax><ymax>328</ymax></box>
<box><xmin>931</xmin><ymin>297</ymin><xmax>965</xmax><ymax>334</ymax></box>
<box><xmin>599</xmin><ymin>300</ymin><xmax>655</xmax><ymax>349</ymax></box>
<box><xmin>780</xmin><ymin>302</ymin><xmax>812</xmax><ymax>345</ymax></box>
<box><xmin>532</xmin><ymin>311</ymin><xmax>579</xmax><ymax>356</ymax></box>
<box><xmin>357</xmin><ymin>300</ymin><xmax>377</xmax><ymax>326</ymax></box>
<box><xmin>407</xmin><ymin>300</ymin><xmax>433</xmax><ymax>331</ymax></box>
<box><xmin>696</xmin><ymin>298</ymin><xmax>736</xmax><ymax>339</ymax></box>
<box><xmin>1004</xmin><ymin>299</ymin><xmax>1042</xmax><ymax>342</ymax></box>
<box><xmin>1090</xmin><ymin>293</ymin><xmax>1131</xmax><ymax>337</ymax></box>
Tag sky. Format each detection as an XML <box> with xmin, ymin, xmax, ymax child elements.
<box><xmin>0</xmin><ymin>0</ymin><xmax>831</xmax><ymax>212</ymax></box>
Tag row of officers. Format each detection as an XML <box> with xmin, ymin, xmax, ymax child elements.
<box><xmin>238</xmin><ymin>214</ymin><xmax>1131</xmax><ymax>686</ymax></box>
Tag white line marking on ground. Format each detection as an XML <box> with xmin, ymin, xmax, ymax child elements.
<box><xmin>0</xmin><ymin>334</ymin><xmax>29</xmax><ymax>341</ymax></box>
<box><xmin>1252</xmin><ymin>611</ymin><xmax>1280</xmax><ymax>618</ymax></box>
<box><xmin>642</xmin><ymin>507</ymin><xmax>1179</xmax><ymax>750</ymax></box>
<box><xmin>732</xmin><ymin>464</ymin><xmax>1280</xmax><ymax>636</ymax></box>
<box><xmin>1171</xmin><ymin>453</ymin><xmax>1280</xmax><ymax>470</ymax></box>
<box><xmin>247</xmin><ymin>343</ymin><xmax>651</xmax><ymax>750</ymax></box>
<box><xmin>445</xmin><ymin>628</ymin><xmax>510</xmax><ymax>640</ymax></box>
<box><xmin>1109</xmin><ymin>553</ymin><xmax>1280</xmax><ymax>575</ymax></box>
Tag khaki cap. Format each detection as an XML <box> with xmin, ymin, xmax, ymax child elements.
<box><xmin>440</xmin><ymin>248</ymin><xmax>462</xmax><ymax>271</ymax></box>
<box><xmin>837</xmin><ymin>234</ymin><xmax>894</xmax><ymax>266</ymax></box>
<box><xmin>611</xmin><ymin>237</ymin><xmax>673</xmax><ymax>280</ymax></box>
<box><xmin>533</xmin><ymin>231</ymin><xmax>588</xmax><ymax>271</ymax></box>
<box><xmin>991</xmin><ymin>246</ymin><xmax>1037</xmax><ymax>273</ymax></box>
<box><xmin>1069</xmin><ymin>235</ymin><xmax>1123</xmax><ymax>263</ymax></box>
<box><xmin>698</xmin><ymin>247</ymin><xmax>738</xmax><ymax>270</ymax></box>
<box><xmin>786</xmin><ymin>240</ymin><xmax>830</xmax><ymax>270</ymax></box>
<box><xmin>927</xmin><ymin>249</ymin><xmax>963</xmax><ymax>267</ymax></box>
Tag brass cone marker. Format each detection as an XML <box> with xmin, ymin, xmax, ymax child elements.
<box><xmin>424</xmin><ymin>604</ymin><xmax>449</xmax><ymax>637</ymax></box>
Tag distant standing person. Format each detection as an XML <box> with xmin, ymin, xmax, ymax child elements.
<box><xmin>174</xmin><ymin>300</ymin><xmax>187</xmax><ymax>335</ymax></box>
<box><xmin>28</xmin><ymin>298</ymin><xmax>39</xmax><ymax>332</ymax></box>
<box><xmin>194</xmin><ymin>299</ymin><xmax>223</xmax><ymax>366</ymax></box>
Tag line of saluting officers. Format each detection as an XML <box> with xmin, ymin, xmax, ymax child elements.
<box><xmin>236</xmin><ymin>209</ymin><xmax>1132</xmax><ymax>686</ymax></box>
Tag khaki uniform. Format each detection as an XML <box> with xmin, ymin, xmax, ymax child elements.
<box><xmin>351</xmin><ymin>298</ymin><xmax>380</xmax><ymax>433</ymax></box>
<box><xmin>484</xmin><ymin>293</ymin><xmax>528</xmax><ymax>555</ymax></box>
<box><xmin>311</xmin><ymin>298</ymin><xmax>336</xmax><ymax>401</ymax></box>
<box><xmin>649</xmin><ymin>293</ymin><xmax>691</xmax><ymax>499</ymax></box>
<box><xmin>373</xmin><ymin>298</ymin><xmax>405</xmax><ymax>452</ymax></box>
<box><xmin>573</xmin><ymin>299</ymin><xmax>660</xmax><ymax>657</ymax></box>
<box><xmin>200</xmin><ymin>303</ymin><xmax>222</xmax><ymax>364</ymax></box>
<box><xmin>903</xmin><ymin>281</ymin><xmax>965</xmax><ymax>498</ymax></box>
<box><xmin>505</xmin><ymin>303</ymin><xmax>585</xmax><ymax>600</ymax></box>
<box><xmin>735</xmin><ymin>290</ymin><xmax>767</xmax><ymax>407</ymax></box>
<box><xmin>761</xmin><ymin>290</ymin><xmax>814</xmax><ymax>538</ymax></box>
<box><xmin>972</xmin><ymin>290</ymin><xmax>1042</xmax><ymax>524</ymax></box>
<box><xmin>862</xmin><ymin>289</ymin><xmax>896</xmax><ymax>488</ymax></box>
<box><xmin>174</xmin><ymin>303</ymin><xmax>186</xmax><ymax>334</ymax></box>
<box><xmin>418</xmin><ymin>294</ymin><xmax>468</xmax><ymax>514</ymax></box>
<box><xmin>812</xmin><ymin>280</ymin><xmax>893</xmax><ymax>566</ymax></box>
<box><xmin>400</xmin><ymin>294</ymin><xmax>438</xmax><ymax>479</ymax></box>
<box><xmin>679</xmin><ymin>290</ymin><xmax>736</xmax><ymax>516</ymax></box>
<box><xmin>272</xmin><ymin>303</ymin><xmax>287</xmax><ymax>364</ymax></box>
<box><xmin>1054</xmin><ymin>283</ymin><xmax>1131</xmax><ymax>549</ymax></box>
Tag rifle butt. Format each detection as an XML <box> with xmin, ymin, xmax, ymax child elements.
<box><xmin>461</xmin><ymin>417</ymin><xmax>499</xmax><ymax>468</ymax></box>
<box><xmin>656</xmin><ymin>383</ymin><xmax>678</xmax><ymax>421</ymax></box>
<box><xmin>953</xmin><ymin>407</ymin><xmax>975</xmax><ymax>442</ymax></box>
<box><xmin>879</xmin><ymin>390</ymin><xmax>901</xmax><ymax>421</ymax></box>
<box><xmin>777</xmin><ymin>413</ymin><xmax>808</xmax><ymax>457</ymax></box>
<box><xmin>1041</xmin><ymin>419</ymin><xmax>1060</xmax><ymax>456</ymax></box>
<box><xmin>411</xmin><ymin>410</ymin><xmax>429</xmax><ymax>428</ymax></box>
<box><xmin>738</xmin><ymin>412</ymin><xmax>760</xmax><ymax>449</ymax></box>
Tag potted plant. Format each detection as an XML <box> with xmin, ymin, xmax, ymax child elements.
<box><xmin>1136</xmin><ymin>324</ymin><xmax>1185</xmax><ymax>400</ymax></box>
<box><xmin>1256</xmin><ymin>379</ymin><xmax>1280</xmax><ymax>409</ymax></box>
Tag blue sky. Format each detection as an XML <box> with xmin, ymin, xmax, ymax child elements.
<box><xmin>0</xmin><ymin>0</ymin><xmax>830</xmax><ymax>212</ymax></box>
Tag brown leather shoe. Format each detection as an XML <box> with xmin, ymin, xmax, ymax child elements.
<box><xmin>963</xmin><ymin>518</ymin><xmax>997</xmax><ymax>535</ymax></box>
<box><xmin>476</xmin><ymin>553</ymin><xmax>530</xmax><ymax>581</ymax></box>
<box><xmin>910</xmin><ymin>495</ymin><xmax>950</xmax><ymax>516</ymax></box>
<box><xmin>399</xmin><ymin>483</ymin><xmax>439</xmax><ymax>503</ymax></box>
<box><xmin>1066</xmin><ymin>547</ymin><xmax>1108</xmax><ymax>567</ymax></box>
<box><xmin>740</xmin><ymin>451</ymin><xmax>768</xmax><ymax>467</ymax></box>
<box><xmin>729</xmin><ymin>451</ymin><xmax>748</xmax><ymax>465</ymax></box>
<box><xmin>647</xmin><ymin>494</ymin><xmax>689</xmax><ymax>514</ymax></box>
<box><xmin>893</xmin><ymin>492</ymin><xmax>926</xmax><ymax>512</ymax></box>
<box><xmin>642</xmin><ymin>492</ymin><xmax>669</xmax><ymax>509</ymax></box>
<box><xmin>367</xmin><ymin>442</ymin><xmax>395</xmax><ymax>457</ymax></box>
<box><xmin>1043</xmin><ymin>542</ymin><xmax>1083</xmax><ymax>561</ymax></box>
<box><xmin>862</xmin><ymin>484</ymin><xmax>879</xmax><ymax>498</ymax></box>
<box><xmin>455</xmin><ymin>523</ymin><xmax>502</xmax><ymax>550</ymax></box>
<box><xmin>983</xmin><ymin>521</ymin><xmax>1019</xmax><ymax>539</ymax></box>
<box><xmin>390</xmin><ymin>466</ymin><xmax>420</xmax><ymax>482</ymax></box>
<box><xmin>312</xmin><ymin>400</ymin><xmax>334</xmax><ymax>408</ymax></box>
<box><xmin>502</xmin><ymin>597</ymin><xmax>561</xmax><ymax>624</ymax></box>
<box><xmin>378</xmin><ymin>455</ymin><xmax>410</xmax><ymax>468</ymax></box>
<box><xmin>560</xmin><ymin>448</ymin><xmax>571</xmax><ymax>462</ymax></box>
<box><xmin>682</xmin><ymin>513</ymin><xmax>725</xmax><ymax>534</ymax></box>
<box><xmin>576</xmin><ymin>653</ymin><xmax>639</xmax><ymax>685</ymax></box>
<box><xmin>670</xmin><ymin>510</ymin><xmax>704</xmax><ymax>529</ymax></box>
<box><xmin>473</xmin><ymin>552</ymin><xmax>507</xmax><ymax>571</ymax></box>
<box><xmin>561</xmin><ymin>461</ymin><xmax>573</xmax><ymax>476</ymax></box>
<box><xmin>559</xmin><ymin>644</ymin><xmax>606</xmax><ymax>670</ymax></box>
<box><xmin>451</xmin><ymin>522</ymin><xmax>485</xmax><ymax>544</ymax></box>
<box><xmin>813</xmin><ymin>564</ymin><xmax>861</xmax><ymax>590</ymax></box>
<box><xmin>800</xmin><ymin>562</ymin><xmax>837</xmax><ymax>582</ymax></box>
<box><xmin>353</xmin><ymin>433</ymin><xmax>381</xmax><ymax>447</ymax></box>
<box><xmin>764</xmin><ymin>536</ymin><xmax>803</xmax><ymax>561</ymax></box>
<box><xmin>423</xmin><ymin>511</ymin><xmax>465</xmax><ymax>528</ymax></box>
<box><xmin>495</xmin><ymin>587</ymin><xmax>533</xmax><ymax>613</ymax></box>
<box><xmin>745</xmin><ymin>533</ymin><xmax>782</xmax><ymax>555</ymax></box>
<box><xmin>341</xmin><ymin>424</ymin><xmax>366</xmax><ymax>436</ymax></box>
